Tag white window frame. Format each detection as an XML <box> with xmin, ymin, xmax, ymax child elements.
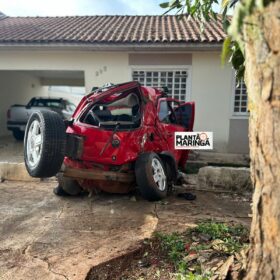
<box><xmin>130</xmin><ymin>65</ymin><xmax>192</xmax><ymax>102</ymax></box>
<box><xmin>231</xmin><ymin>73</ymin><xmax>249</xmax><ymax>119</ymax></box>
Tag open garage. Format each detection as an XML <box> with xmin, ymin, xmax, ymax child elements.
<box><xmin>0</xmin><ymin>49</ymin><xmax>132</xmax><ymax>140</ymax></box>
<box><xmin>0</xmin><ymin>70</ymin><xmax>85</xmax><ymax>137</ymax></box>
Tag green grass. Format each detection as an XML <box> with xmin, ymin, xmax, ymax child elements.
<box><xmin>195</xmin><ymin>221</ymin><xmax>230</xmax><ymax>239</ymax></box>
<box><xmin>154</xmin><ymin>221</ymin><xmax>249</xmax><ymax>279</ymax></box>
<box><xmin>154</xmin><ymin>232</ymin><xmax>185</xmax><ymax>264</ymax></box>
<box><xmin>174</xmin><ymin>271</ymin><xmax>212</xmax><ymax>280</ymax></box>
<box><xmin>194</xmin><ymin>221</ymin><xmax>249</xmax><ymax>253</ymax></box>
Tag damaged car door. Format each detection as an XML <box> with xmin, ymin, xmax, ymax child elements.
<box><xmin>156</xmin><ymin>98</ymin><xmax>195</xmax><ymax>167</ymax></box>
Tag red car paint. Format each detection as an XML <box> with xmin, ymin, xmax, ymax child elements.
<box><xmin>64</xmin><ymin>81</ymin><xmax>194</xmax><ymax>190</ymax></box>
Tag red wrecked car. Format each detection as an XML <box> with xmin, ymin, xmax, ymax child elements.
<box><xmin>24</xmin><ymin>81</ymin><xmax>195</xmax><ymax>201</ymax></box>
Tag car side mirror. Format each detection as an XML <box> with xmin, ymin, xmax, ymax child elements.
<box><xmin>26</xmin><ymin>105</ymin><xmax>31</xmax><ymax>109</ymax></box>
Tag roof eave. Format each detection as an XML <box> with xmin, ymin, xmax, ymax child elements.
<box><xmin>0</xmin><ymin>42</ymin><xmax>223</xmax><ymax>52</ymax></box>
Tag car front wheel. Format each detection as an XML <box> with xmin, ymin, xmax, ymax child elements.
<box><xmin>135</xmin><ymin>152</ymin><xmax>168</xmax><ymax>201</ymax></box>
<box><xmin>24</xmin><ymin>110</ymin><xmax>66</xmax><ymax>178</ymax></box>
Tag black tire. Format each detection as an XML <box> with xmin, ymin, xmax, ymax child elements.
<box><xmin>24</xmin><ymin>110</ymin><xmax>66</xmax><ymax>178</ymax></box>
<box><xmin>12</xmin><ymin>129</ymin><xmax>24</xmax><ymax>141</ymax></box>
<box><xmin>135</xmin><ymin>152</ymin><xmax>168</xmax><ymax>201</ymax></box>
<box><xmin>57</xmin><ymin>173</ymin><xmax>82</xmax><ymax>196</ymax></box>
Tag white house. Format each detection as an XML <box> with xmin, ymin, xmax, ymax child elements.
<box><xmin>0</xmin><ymin>13</ymin><xmax>249</xmax><ymax>154</ymax></box>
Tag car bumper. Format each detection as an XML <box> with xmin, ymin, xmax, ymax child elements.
<box><xmin>63</xmin><ymin>166</ymin><xmax>135</xmax><ymax>183</ymax></box>
<box><xmin>7</xmin><ymin>121</ymin><xmax>27</xmax><ymax>131</ymax></box>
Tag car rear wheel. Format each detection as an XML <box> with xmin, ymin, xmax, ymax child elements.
<box><xmin>135</xmin><ymin>152</ymin><xmax>168</xmax><ymax>201</ymax></box>
<box><xmin>24</xmin><ymin>110</ymin><xmax>66</xmax><ymax>178</ymax></box>
<box><xmin>12</xmin><ymin>129</ymin><xmax>24</xmax><ymax>141</ymax></box>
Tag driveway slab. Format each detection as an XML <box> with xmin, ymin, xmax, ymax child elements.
<box><xmin>0</xmin><ymin>181</ymin><xmax>251</xmax><ymax>280</ymax></box>
<box><xmin>0</xmin><ymin>136</ymin><xmax>23</xmax><ymax>163</ymax></box>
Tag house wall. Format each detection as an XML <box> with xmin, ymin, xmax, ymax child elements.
<box><xmin>0</xmin><ymin>71</ymin><xmax>48</xmax><ymax>136</ymax></box>
<box><xmin>129</xmin><ymin>53</ymin><xmax>192</xmax><ymax>65</ymax></box>
<box><xmin>0</xmin><ymin>51</ymin><xmax>130</xmax><ymax>93</ymax></box>
<box><xmin>0</xmin><ymin>50</ymin><xmax>248</xmax><ymax>154</ymax></box>
<box><xmin>192</xmin><ymin>53</ymin><xmax>233</xmax><ymax>152</ymax></box>
<box><xmin>228</xmin><ymin>118</ymin><xmax>249</xmax><ymax>153</ymax></box>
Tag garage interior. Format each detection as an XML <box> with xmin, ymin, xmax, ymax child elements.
<box><xmin>0</xmin><ymin>70</ymin><xmax>85</xmax><ymax>137</ymax></box>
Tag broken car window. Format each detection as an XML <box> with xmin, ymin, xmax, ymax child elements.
<box><xmin>158</xmin><ymin>100</ymin><xmax>177</xmax><ymax>124</ymax></box>
<box><xmin>82</xmin><ymin>91</ymin><xmax>141</xmax><ymax>130</ymax></box>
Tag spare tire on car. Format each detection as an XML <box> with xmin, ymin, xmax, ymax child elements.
<box><xmin>24</xmin><ymin>110</ymin><xmax>66</xmax><ymax>178</ymax></box>
<box><xmin>135</xmin><ymin>152</ymin><xmax>168</xmax><ymax>201</ymax></box>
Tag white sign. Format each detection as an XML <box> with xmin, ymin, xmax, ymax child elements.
<box><xmin>175</xmin><ymin>132</ymin><xmax>213</xmax><ymax>150</ymax></box>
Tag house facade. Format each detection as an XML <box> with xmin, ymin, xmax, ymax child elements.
<box><xmin>0</xmin><ymin>15</ymin><xmax>249</xmax><ymax>154</ymax></box>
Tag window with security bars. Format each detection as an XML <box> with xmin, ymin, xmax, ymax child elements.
<box><xmin>233</xmin><ymin>79</ymin><xmax>248</xmax><ymax>115</ymax></box>
<box><xmin>132</xmin><ymin>70</ymin><xmax>189</xmax><ymax>101</ymax></box>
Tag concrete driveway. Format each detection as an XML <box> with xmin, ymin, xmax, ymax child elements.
<box><xmin>0</xmin><ymin>180</ymin><xmax>251</xmax><ymax>280</ymax></box>
<box><xmin>0</xmin><ymin>136</ymin><xmax>23</xmax><ymax>163</ymax></box>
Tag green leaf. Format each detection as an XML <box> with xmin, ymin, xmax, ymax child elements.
<box><xmin>185</xmin><ymin>0</ymin><xmax>191</xmax><ymax>13</ymax></box>
<box><xmin>229</xmin><ymin>0</ymin><xmax>239</xmax><ymax>8</ymax></box>
<box><xmin>236</xmin><ymin>65</ymin><xmax>245</xmax><ymax>82</ymax></box>
<box><xmin>210</xmin><ymin>10</ymin><xmax>218</xmax><ymax>20</ymax></box>
<box><xmin>231</xmin><ymin>47</ymin><xmax>245</xmax><ymax>70</ymax></box>
<box><xmin>221</xmin><ymin>36</ymin><xmax>232</xmax><ymax>65</ymax></box>
<box><xmin>222</xmin><ymin>6</ymin><xmax>227</xmax><ymax>17</ymax></box>
<box><xmin>159</xmin><ymin>2</ymin><xmax>170</xmax><ymax>8</ymax></box>
<box><xmin>221</xmin><ymin>0</ymin><xmax>230</xmax><ymax>9</ymax></box>
<box><xmin>190</xmin><ymin>6</ymin><xmax>197</xmax><ymax>15</ymax></box>
<box><xmin>222</xmin><ymin>18</ymin><xmax>230</xmax><ymax>31</ymax></box>
<box><xmin>169</xmin><ymin>0</ymin><xmax>179</xmax><ymax>7</ymax></box>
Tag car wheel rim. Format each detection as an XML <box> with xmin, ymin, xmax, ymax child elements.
<box><xmin>26</xmin><ymin>120</ymin><xmax>43</xmax><ymax>168</ymax></box>
<box><xmin>151</xmin><ymin>158</ymin><xmax>166</xmax><ymax>191</ymax></box>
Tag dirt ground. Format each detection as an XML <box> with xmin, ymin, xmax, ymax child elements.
<box><xmin>0</xmin><ymin>180</ymin><xmax>251</xmax><ymax>280</ymax></box>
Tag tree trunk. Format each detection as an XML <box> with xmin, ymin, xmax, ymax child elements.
<box><xmin>244</xmin><ymin>1</ymin><xmax>280</xmax><ymax>279</ymax></box>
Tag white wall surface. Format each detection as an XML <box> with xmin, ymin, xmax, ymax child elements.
<box><xmin>0</xmin><ymin>71</ymin><xmax>48</xmax><ymax>137</ymax></box>
<box><xmin>0</xmin><ymin>51</ymin><xmax>130</xmax><ymax>93</ymax></box>
<box><xmin>191</xmin><ymin>52</ymin><xmax>233</xmax><ymax>152</ymax></box>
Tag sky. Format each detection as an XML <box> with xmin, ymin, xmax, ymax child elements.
<box><xmin>0</xmin><ymin>0</ymin><xmax>170</xmax><ymax>17</ymax></box>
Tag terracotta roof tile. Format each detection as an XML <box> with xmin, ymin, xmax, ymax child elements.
<box><xmin>0</xmin><ymin>15</ymin><xmax>226</xmax><ymax>45</ymax></box>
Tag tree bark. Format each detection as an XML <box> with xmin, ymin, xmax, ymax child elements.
<box><xmin>244</xmin><ymin>1</ymin><xmax>280</xmax><ymax>279</ymax></box>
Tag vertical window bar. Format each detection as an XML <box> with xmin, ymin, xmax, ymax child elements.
<box><xmin>239</xmin><ymin>80</ymin><xmax>242</xmax><ymax>112</ymax></box>
<box><xmin>234</xmin><ymin>78</ymin><xmax>248</xmax><ymax>114</ymax></box>
<box><xmin>172</xmin><ymin>71</ymin><xmax>175</xmax><ymax>99</ymax></box>
<box><xmin>184</xmin><ymin>74</ymin><xmax>188</xmax><ymax>101</ymax></box>
<box><xmin>179</xmin><ymin>71</ymin><xmax>182</xmax><ymax>101</ymax></box>
<box><xmin>144</xmin><ymin>71</ymin><xmax>146</xmax><ymax>86</ymax></box>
